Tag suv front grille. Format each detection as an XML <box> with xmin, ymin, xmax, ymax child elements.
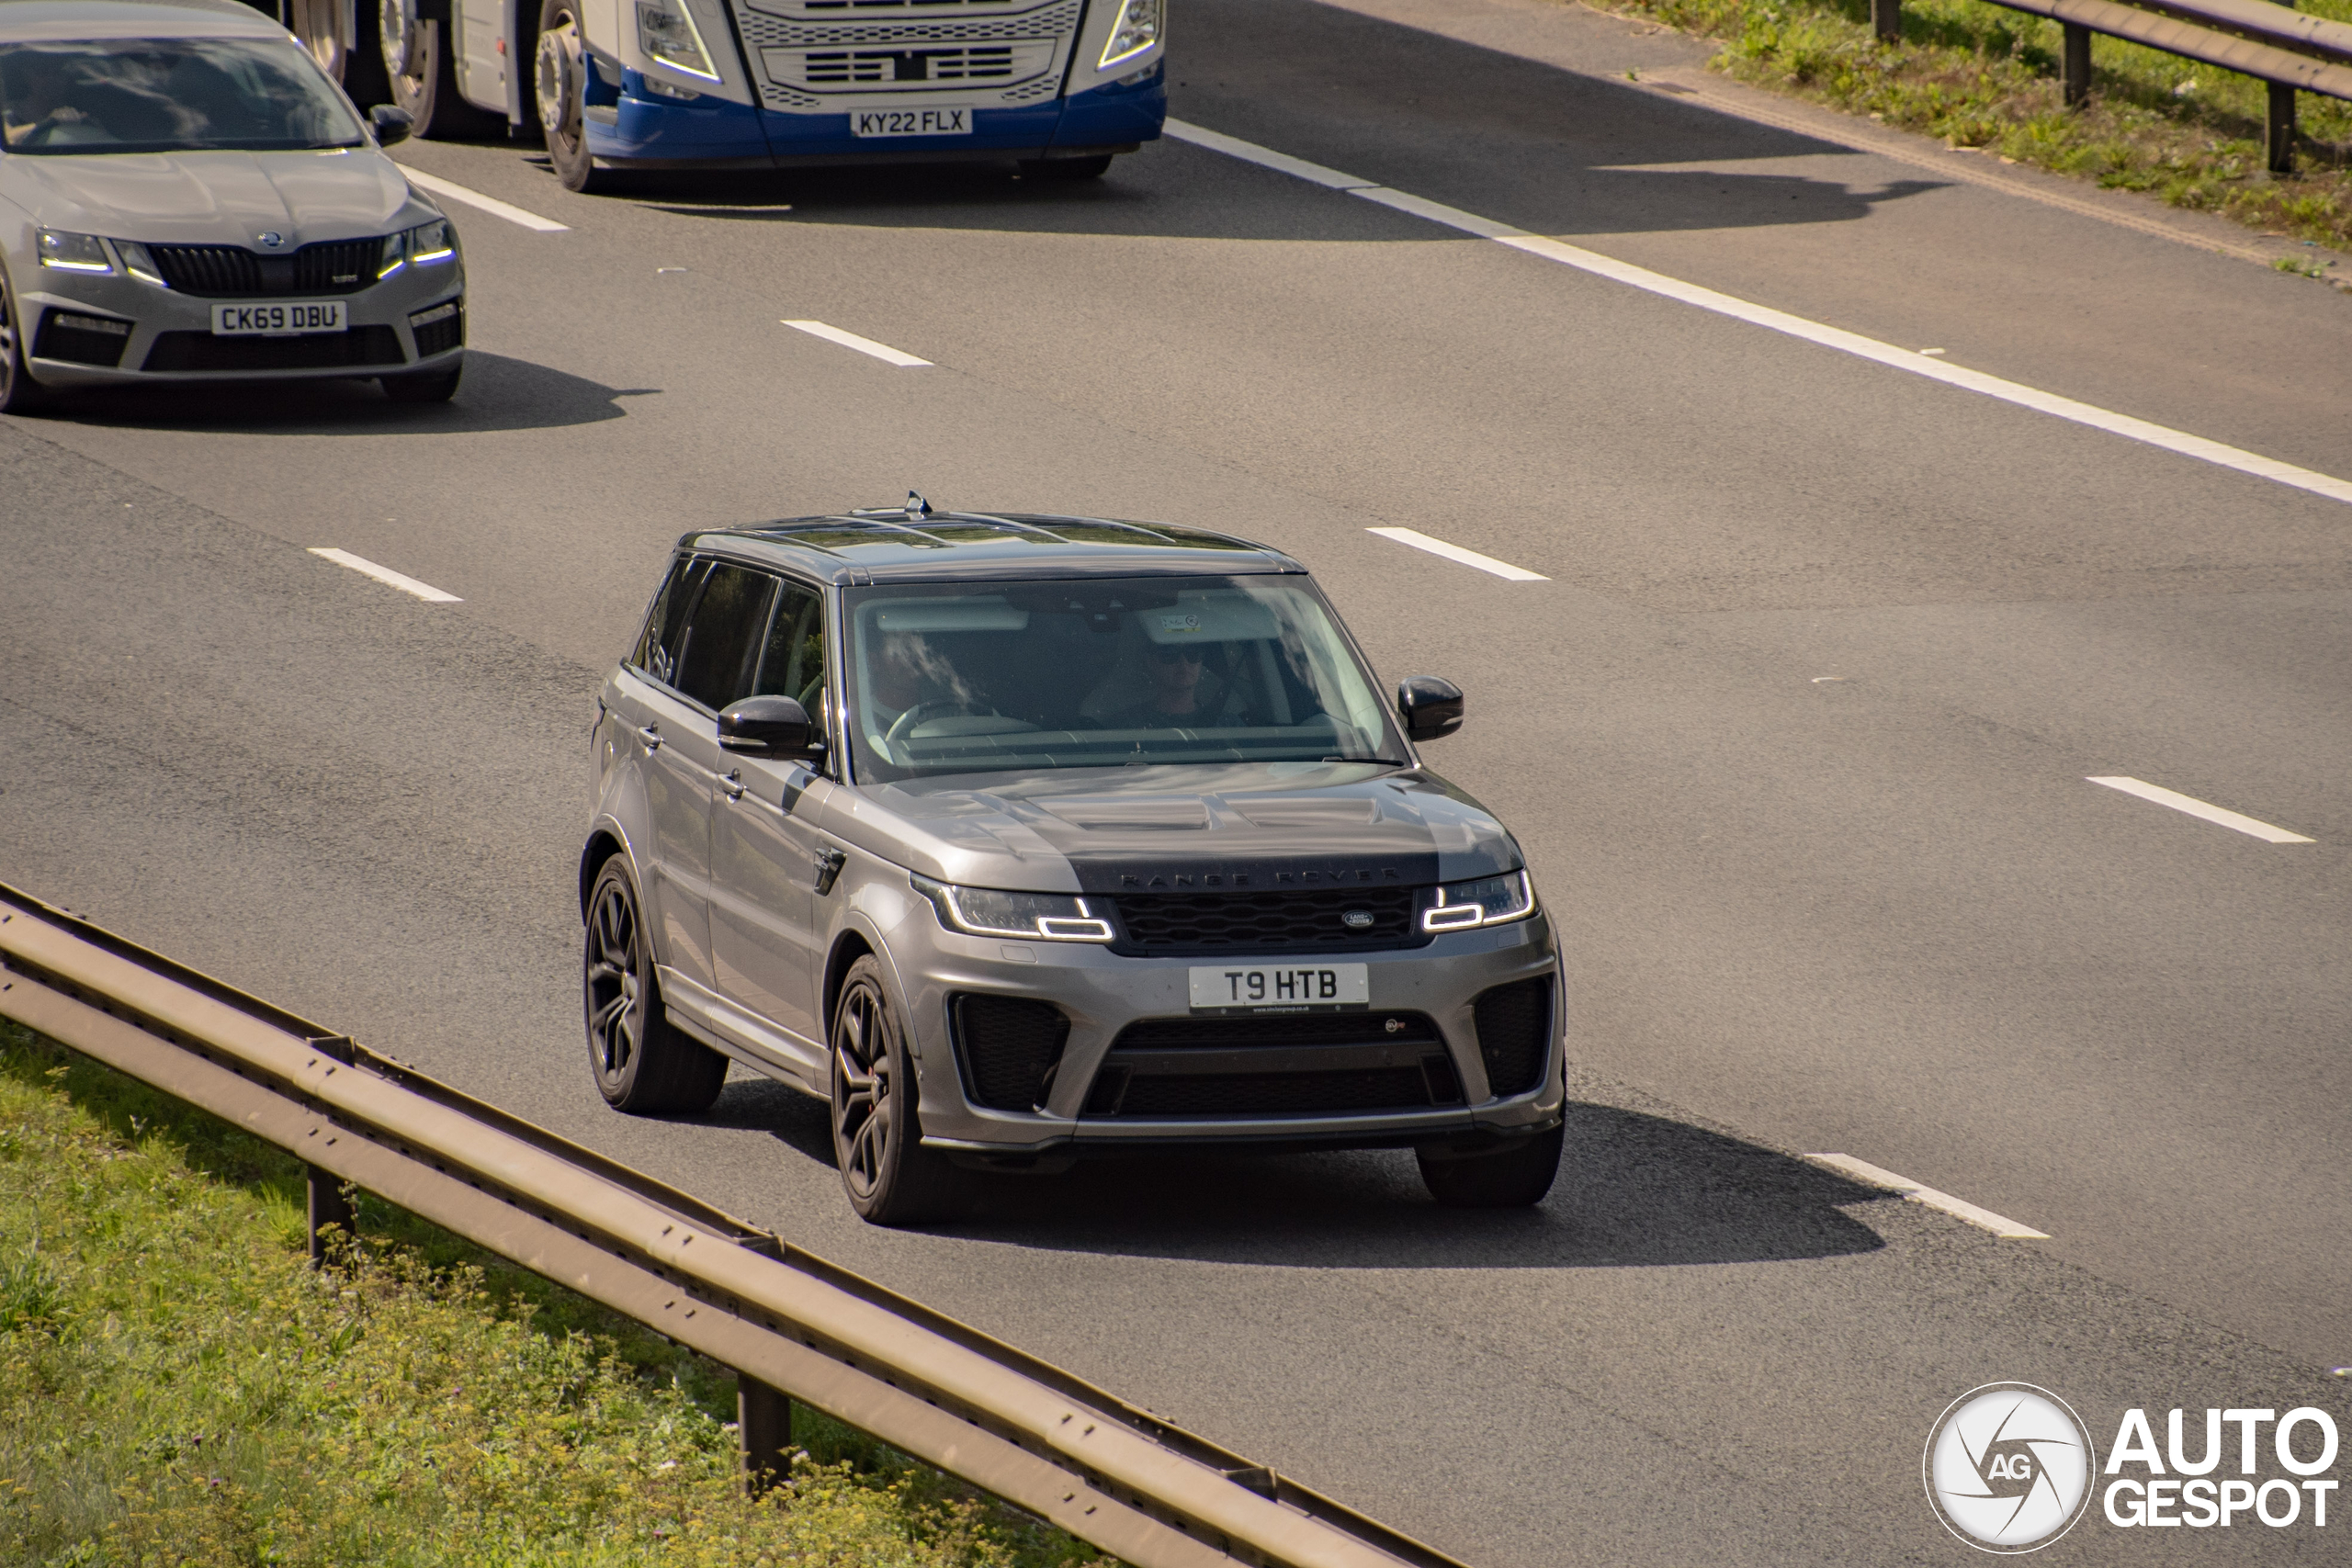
<box><xmin>953</xmin><ymin>994</ymin><xmax>1068</xmax><ymax>1111</ymax></box>
<box><xmin>1082</xmin><ymin>1010</ymin><xmax>1461</xmax><ymax>1120</ymax></box>
<box><xmin>148</xmin><ymin>239</ymin><xmax>386</xmax><ymax>298</ymax></box>
<box><xmin>1107</xmin><ymin>886</ymin><xmax>1427</xmax><ymax>957</ymax></box>
<box><xmin>1474</xmin><ymin>978</ymin><xmax>1553</xmax><ymax>1098</ymax></box>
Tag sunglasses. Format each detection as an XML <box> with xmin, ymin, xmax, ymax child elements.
<box><xmin>1148</xmin><ymin>645</ymin><xmax>1204</xmax><ymax>665</ymax></box>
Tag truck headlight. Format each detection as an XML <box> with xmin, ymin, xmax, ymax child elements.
<box><xmin>1098</xmin><ymin>0</ymin><xmax>1162</xmax><ymax>70</ymax></box>
<box><xmin>38</xmin><ymin>230</ymin><xmax>114</xmax><ymax>274</ymax></box>
<box><xmin>913</xmin><ymin>875</ymin><xmax>1114</xmax><ymax>942</ymax></box>
<box><xmin>638</xmin><ymin>1</ymin><xmax>720</xmax><ymax>82</ymax></box>
<box><xmin>1421</xmin><ymin>870</ymin><xmax>1535</xmax><ymax>932</ymax></box>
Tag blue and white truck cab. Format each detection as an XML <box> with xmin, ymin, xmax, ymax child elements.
<box><xmin>298</xmin><ymin>0</ymin><xmax>1164</xmax><ymax>191</ymax></box>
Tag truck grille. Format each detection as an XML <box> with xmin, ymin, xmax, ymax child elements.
<box><xmin>952</xmin><ymin>994</ymin><xmax>1068</xmax><ymax>1111</ymax></box>
<box><xmin>730</xmin><ymin>0</ymin><xmax>1078</xmax><ymax>101</ymax></box>
<box><xmin>1082</xmin><ymin>1012</ymin><xmax>1463</xmax><ymax>1120</ymax></box>
<box><xmin>1474</xmin><ymin>978</ymin><xmax>1553</xmax><ymax>1097</ymax></box>
<box><xmin>1106</xmin><ymin>886</ymin><xmax>1427</xmax><ymax>958</ymax></box>
<box><xmin>147</xmin><ymin>239</ymin><xmax>387</xmax><ymax>298</ymax></box>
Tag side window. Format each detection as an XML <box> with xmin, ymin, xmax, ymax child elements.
<box><xmin>673</xmin><ymin>564</ymin><xmax>778</xmax><ymax>713</ymax></box>
<box><xmin>631</xmin><ymin>556</ymin><xmax>708</xmax><ymax>688</ymax></box>
<box><xmin>752</xmin><ymin>581</ymin><xmax>828</xmax><ymax>714</ymax></box>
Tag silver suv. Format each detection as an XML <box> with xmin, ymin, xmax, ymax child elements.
<box><xmin>582</xmin><ymin>505</ymin><xmax>1565</xmax><ymax>1224</ymax></box>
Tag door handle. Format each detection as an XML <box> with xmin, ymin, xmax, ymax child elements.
<box><xmin>636</xmin><ymin>723</ymin><xmax>662</xmax><ymax>752</ymax></box>
<box><xmin>722</xmin><ymin>768</ymin><xmax>744</xmax><ymax>802</ymax></box>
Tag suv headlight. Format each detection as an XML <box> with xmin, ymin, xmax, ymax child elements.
<box><xmin>1098</xmin><ymin>0</ymin><xmax>1162</xmax><ymax>70</ymax></box>
<box><xmin>913</xmin><ymin>875</ymin><xmax>1114</xmax><ymax>942</ymax></box>
<box><xmin>638</xmin><ymin>1</ymin><xmax>719</xmax><ymax>81</ymax></box>
<box><xmin>38</xmin><ymin>230</ymin><xmax>114</xmax><ymax>274</ymax></box>
<box><xmin>1421</xmin><ymin>870</ymin><xmax>1535</xmax><ymax>933</ymax></box>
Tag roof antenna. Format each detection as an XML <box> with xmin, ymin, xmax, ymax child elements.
<box><xmin>905</xmin><ymin>490</ymin><xmax>933</xmax><ymax>519</ymax></box>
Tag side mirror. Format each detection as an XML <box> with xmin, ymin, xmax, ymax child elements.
<box><xmin>1396</xmin><ymin>676</ymin><xmax>1464</xmax><ymax>743</ymax></box>
<box><xmin>369</xmin><ymin>105</ymin><xmax>415</xmax><ymax>147</ymax></box>
<box><xmin>718</xmin><ymin>694</ymin><xmax>821</xmax><ymax>759</ymax></box>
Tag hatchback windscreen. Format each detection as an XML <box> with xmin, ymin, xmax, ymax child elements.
<box><xmin>0</xmin><ymin>39</ymin><xmax>365</xmax><ymax>154</ymax></box>
<box><xmin>842</xmin><ymin>576</ymin><xmax>1403</xmax><ymax>782</ymax></box>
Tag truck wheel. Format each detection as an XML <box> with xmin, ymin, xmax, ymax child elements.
<box><xmin>535</xmin><ymin>0</ymin><xmax>605</xmax><ymax>192</ymax></box>
<box><xmin>1417</xmin><ymin>1123</ymin><xmax>1564</xmax><ymax>1208</ymax></box>
<box><xmin>0</xmin><ymin>268</ymin><xmax>54</xmax><ymax>416</ymax></box>
<box><xmin>1018</xmin><ymin>154</ymin><xmax>1114</xmax><ymax>181</ymax></box>
<box><xmin>382</xmin><ymin>0</ymin><xmax>498</xmax><ymax>139</ymax></box>
<box><xmin>583</xmin><ymin>857</ymin><xmax>728</xmax><ymax>1113</ymax></box>
<box><xmin>831</xmin><ymin>956</ymin><xmax>958</xmax><ymax>1225</ymax></box>
<box><xmin>293</xmin><ymin>0</ymin><xmax>392</xmax><ymax>111</ymax></box>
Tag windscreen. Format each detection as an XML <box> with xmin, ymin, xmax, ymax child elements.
<box><xmin>0</xmin><ymin>39</ymin><xmax>365</xmax><ymax>154</ymax></box>
<box><xmin>842</xmin><ymin>576</ymin><xmax>1402</xmax><ymax>783</ymax></box>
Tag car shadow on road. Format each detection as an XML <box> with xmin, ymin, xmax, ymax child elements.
<box><xmin>33</xmin><ymin>352</ymin><xmax>655</xmax><ymax>434</ymax></box>
<box><xmin>693</xmin><ymin>1079</ymin><xmax>1893</xmax><ymax>1269</ymax></box>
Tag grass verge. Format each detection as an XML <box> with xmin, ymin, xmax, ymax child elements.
<box><xmin>1578</xmin><ymin>0</ymin><xmax>2352</xmax><ymax>264</ymax></box>
<box><xmin>0</xmin><ymin>1019</ymin><xmax>1114</xmax><ymax>1568</ymax></box>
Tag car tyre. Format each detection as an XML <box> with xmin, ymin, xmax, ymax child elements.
<box><xmin>536</xmin><ymin>0</ymin><xmax>606</xmax><ymax>193</ymax></box>
<box><xmin>383</xmin><ymin>0</ymin><xmax>500</xmax><ymax>139</ymax></box>
<box><xmin>0</xmin><ymin>267</ymin><xmax>54</xmax><ymax>416</ymax></box>
<box><xmin>1416</xmin><ymin>1123</ymin><xmax>1564</xmax><ymax>1209</ymax></box>
<box><xmin>831</xmin><ymin>955</ymin><xmax>958</xmax><ymax>1225</ymax></box>
<box><xmin>1017</xmin><ymin>154</ymin><xmax>1114</xmax><ymax>182</ymax></box>
<box><xmin>382</xmin><ymin>363</ymin><xmax>463</xmax><ymax>402</ymax></box>
<box><xmin>583</xmin><ymin>856</ymin><xmax>728</xmax><ymax>1113</ymax></box>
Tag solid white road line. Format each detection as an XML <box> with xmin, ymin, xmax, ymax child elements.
<box><xmin>1806</xmin><ymin>1154</ymin><xmax>2051</xmax><ymax>1239</ymax></box>
<box><xmin>1366</xmin><ymin>525</ymin><xmax>1548</xmax><ymax>581</ymax></box>
<box><xmin>310</xmin><ymin>547</ymin><xmax>462</xmax><ymax>603</ymax></box>
<box><xmin>782</xmin><ymin>320</ymin><xmax>933</xmax><ymax>367</ymax></box>
<box><xmin>397</xmin><ymin>166</ymin><xmax>570</xmax><ymax>233</ymax></box>
<box><xmin>1164</xmin><ymin>119</ymin><xmax>2352</xmax><ymax>511</ymax></box>
<box><xmin>2086</xmin><ymin>776</ymin><xmax>2315</xmax><ymax>843</ymax></box>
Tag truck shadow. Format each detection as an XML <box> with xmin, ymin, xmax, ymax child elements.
<box><xmin>698</xmin><ymin>1084</ymin><xmax>1894</xmax><ymax>1269</ymax></box>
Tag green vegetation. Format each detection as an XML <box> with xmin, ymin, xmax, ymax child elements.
<box><xmin>1583</xmin><ymin>0</ymin><xmax>2352</xmax><ymax>259</ymax></box>
<box><xmin>0</xmin><ymin>1021</ymin><xmax>1113</xmax><ymax>1568</ymax></box>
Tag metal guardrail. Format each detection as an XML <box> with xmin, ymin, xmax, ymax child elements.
<box><xmin>1870</xmin><ymin>0</ymin><xmax>2352</xmax><ymax>170</ymax></box>
<box><xmin>0</xmin><ymin>883</ymin><xmax>1468</xmax><ymax>1568</ymax></box>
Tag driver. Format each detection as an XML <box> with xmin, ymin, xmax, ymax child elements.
<box><xmin>1107</xmin><ymin>640</ymin><xmax>1227</xmax><ymax>728</ymax></box>
<box><xmin>866</xmin><ymin>631</ymin><xmax>970</xmax><ymax>733</ymax></box>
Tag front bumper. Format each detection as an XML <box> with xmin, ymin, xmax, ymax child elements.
<box><xmin>898</xmin><ymin>911</ymin><xmax>1566</xmax><ymax>1155</ymax></box>
<box><xmin>19</xmin><ymin>255</ymin><xmax>465</xmax><ymax>389</ymax></box>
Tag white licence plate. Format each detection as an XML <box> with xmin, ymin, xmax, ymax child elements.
<box><xmin>1189</xmin><ymin>963</ymin><xmax>1370</xmax><ymax>1013</ymax></box>
<box><xmin>211</xmin><ymin>300</ymin><xmax>346</xmax><ymax>337</ymax></box>
<box><xmin>852</xmin><ymin>107</ymin><xmax>970</xmax><ymax>139</ymax></box>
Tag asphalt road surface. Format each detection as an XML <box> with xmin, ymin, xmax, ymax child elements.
<box><xmin>4</xmin><ymin>1</ymin><xmax>2346</xmax><ymax>1562</ymax></box>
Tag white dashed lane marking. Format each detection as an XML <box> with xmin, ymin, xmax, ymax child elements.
<box><xmin>782</xmin><ymin>320</ymin><xmax>933</xmax><ymax>367</ymax></box>
<box><xmin>1366</xmin><ymin>526</ymin><xmax>1547</xmax><ymax>581</ymax></box>
<box><xmin>1165</xmin><ymin>118</ymin><xmax>2352</xmax><ymax>511</ymax></box>
<box><xmin>397</xmin><ymin>166</ymin><xmax>570</xmax><ymax>232</ymax></box>
<box><xmin>1807</xmin><ymin>1155</ymin><xmax>2051</xmax><ymax>1239</ymax></box>
<box><xmin>2087</xmin><ymin>776</ymin><xmax>2314</xmax><ymax>844</ymax></box>
<box><xmin>310</xmin><ymin>548</ymin><xmax>462</xmax><ymax>603</ymax></box>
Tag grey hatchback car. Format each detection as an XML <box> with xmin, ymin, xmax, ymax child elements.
<box><xmin>582</xmin><ymin>506</ymin><xmax>1566</xmax><ymax>1224</ymax></box>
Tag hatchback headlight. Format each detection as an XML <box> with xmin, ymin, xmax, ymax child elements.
<box><xmin>1098</xmin><ymin>0</ymin><xmax>1162</xmax><ymax>70</ymax></box>
<box><xmin>38</xmin><ymin>230</ymin><xmax>114</xmax><ymax>274</ymax></box>
<box><xmin>638</xmin><ymin>0</ymin><xmax>719</xmax><ymax>81</ymax></box>
<box><xmin>379</xmin><ymin>219</ymin><xmax>457</xmax><ymax>280</ymax></box>
<box><xmin>913</xmin><ymin>875</ymin><xmax>1114</xmax><ymax>942</ymax></box>
<box><xmin>113</xmin><ymin>240</ymin><xmax>166</xmax><ymax>287</ymax></box>
<box><xmin>1421</xmin><ymin>870</ymin><xmax>1535</xmax><ymax>933</ymax></box>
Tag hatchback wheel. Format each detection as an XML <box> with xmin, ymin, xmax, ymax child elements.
<box><xmin>831</xmin><ymin>955</ymin><xmax>957</xmax><ymax>1225</ymax></box>
<box><xmin>1417</xmin><ymin>1123</ymin><xmax>1564</xmax><ymax>1208</ymax></box>
<box><xmin>583</xmin><ymin>857</ymin><xmax>726</xmax><ymax>1113</ymax></box>
<box><xmin>0</xmin><ymin>268</ymin><xmax>54</xmax><ymax>416</ymax></box>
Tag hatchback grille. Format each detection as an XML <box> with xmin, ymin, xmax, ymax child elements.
<box><xmin>952</xmin><ymin>994</ymin><xmax>1068</xmax><ymax>1111</ymax></box>
<box><xmin>1107</xmin><ymin>886</ymin><xmax>1426</xmax><ymax>957</ymax></box>
<box><xmin>147</xmin><ymin>239</ymin><xmax>386</xmax><ymax>298</ymax></box>
<box><xmin>1474</xmin><ymin>978</ymin><xmax>1553</xmax><ymax>1098</ymax></box>
<box><xmin>1082</xmin><ymin>1010</ymin><xmax>1460</xmax><ymax>1120</ymax></box>
<box><xmin>141</xmin><ymin>326</ymin><xmax>405</xmax><ymax>373</ymax></box>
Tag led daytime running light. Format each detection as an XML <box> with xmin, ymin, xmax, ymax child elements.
<box><xmin>638</xmin><ymin>0</ymin><xmax>721</xmax><ymax>81</ymax></box>
<box><xmin>1419</xmin><ymin>870</ymin><xmax>1536</xmax><ymax>933</ymax></box>
<box><xmin>1098</xmin><ymin>0</ymin><xmax>1162</xmax><ymax>70</ymax></box>
<box><xmin>913</xmin><ymin>875</ymin><xmax>1114</xmax><ymax>943</ymax></box>
<box><xmin>38</xmin><ymin>231</ymin><xmax>115</xmax><ymax>274</ymax></box>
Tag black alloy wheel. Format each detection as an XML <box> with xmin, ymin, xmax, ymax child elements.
<box><xmin>0</xmin><ymin>267</ymin><xmax>53</xmax><ymax>415</ymax></box>
<box><xmin>1416</xmin><ymin>1122</ymin><xmax>1565</xmax><ymax>1209</ymax></box>
<box><xmin>830</xmin><ymin>955</ymin><xmax>957</xmax><ymax>1224</ymax></box>
<box><xmin>535</xmin><ymin>0</ymin><xmax>605</xmax><ymax>192</ymax></box>
<box><xmin>583</xmin><ymin>857</ymin><xmax>727</xmax><ymax>1113</ymax></box>
<box><xmin>382</xmin><ymin>0</ymin><xmax>499</xmax><ymax>139</ymax></box>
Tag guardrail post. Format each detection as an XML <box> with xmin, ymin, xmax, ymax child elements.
<box><xmin>1872</xmin><ymin>0</ymin><xmax>1901</xmax><ymax>41</ymax></box>
<box><xmin>2062</xmin><ymin>23</ymin><xmax>2093</xmax><ymax>107</ymax></box>
<box><xmin>2267</xmin><ymin>81</ymin><xmax>2298</xmax><ymax>172</ymax></box>
<box><xmin>738</xmin><ymin>1375</ymin><xmax>792</xmax><ymax>1494</ymax></box>
<box><xmin>306</xmin><ymin>1163</ymin><xmax>354</xmax><ymax>1267</ymax></box>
